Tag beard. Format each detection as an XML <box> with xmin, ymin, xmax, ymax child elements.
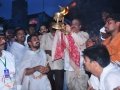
<box><xmin>105</xmin><ymin>27</ymin><xmax>116</xmax><ymax>34</ymax></box>
<box><xmin>0</xmin><ymin>44</ymin><xmax>5</xmax><ymax>51</ymax></box>
<box><xmin>20</xmin><ymin>37</ymin><xmax>25</xmax><ymax>42</ymax></box>
<box><xmin>33</xmin><ymin>43</ymin><xmax>40</xmax><ymax>49</ymax></box>
<box><xmin>34</xmin><ymin>46</ymin><xmax>40</xmax><ymax>49</ymax></box>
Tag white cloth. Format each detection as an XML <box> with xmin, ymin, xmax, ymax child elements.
<box><xmin>9</xmin><ymin>42</ymin><xmax>26</xmax><ymax>74</ymax></box>
<box><xmin>88</xmin><ymin>75</ymin><xmax>99</xmax><ymax>90</ymax></box>
<box><xmin>100</xmin><ymin>27</ymin><xmax>106</xmax><ymax>40</ymax></box>
<box><xmin>75</xmin><ymin>31</ymin><xmax>89</xmax><ymax>51</ymax></box>
<box><xmin>24</xmin><ymin>34</ymin><xmax>29</xmax><ymax>48</ymax></box>
<box><xmin>16</xmin><ymin>49</ymin><xmax>51</xmax><ymax>90</ymax></box>
<box><xmin>64</xmin><ymin>31</ymin><xmax>89</xmax><ymax>71</ymax></box>
<box><xmin>40</xmin><ymin>33</ymin><xmax>64</xmax><ymax>70</ymax></box>
<box><xmin>65</xmin><ymin>70</ymin><xmax>88</xmax><ymax>90</ymax></box>
<box><xmin>89</xmin><ymin>63</ymin><xmax>120</xmax><ymax>90</ymax></box>
<box><xmin>52</xmin><ymin>30</ymin><xmax>89</xmax><ymax>90</ymax></box>
<box><xmin>0</xmin><ymin>50</ymin><xmax>15</xmax><ymax>90</ymax></box>
<box><xmin>6</xmin><ymin>41</ymin><xmax>13</xmax><ymax>51</ymax></box>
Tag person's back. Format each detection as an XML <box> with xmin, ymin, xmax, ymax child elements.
<box><xmin>103</xmin><ymin>64</ymin><xmax>120</xmax><ymax>90</ymax></box>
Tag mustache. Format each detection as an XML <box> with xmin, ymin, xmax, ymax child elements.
<box><xmin>36</xmin><ymin>42</ymin><xmax>40</xmax><ymax>44</ymax></box>
<box><xmin>0</xmin><ymin>43</ymin><xmax>5</xmax><ymax>46</ymax></box>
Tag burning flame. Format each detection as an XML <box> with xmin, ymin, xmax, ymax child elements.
<box><xmin>59</xmin><ymin>2</ymin><xmax>76</xmax><ymax>16</ymax></box>
<box><xmin>59</xmin><ymin>6</ymin><xmax>69</xmax><ymax>15</ymax></box>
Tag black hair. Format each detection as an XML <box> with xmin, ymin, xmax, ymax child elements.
<box><xmin>27</xmin><ymin>34</ymin><xmax>38</xmax><ymax>43</ymax></box>
<box><xmin>106</xmin><ymin>13</ymin><xmax>120</xmax><ymax>22</ymax></box>
<box><xmin>14</xmin><ymin>27</ymin><xmax>26</xmax><ymax>36</ymax></box>
<box><xmin>28</xmin><ymin>24</ymin><xmax>36</xmax><ymax>28</ymax></box>
<box><xmin>83</xmin><ymin>44</ymin><xmax>110</xmax><ymax>68</ymax></box>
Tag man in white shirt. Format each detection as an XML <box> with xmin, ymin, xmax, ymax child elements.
<box><xmin>25</xmin><ymin>24</ymin><xmax>36</xmax><ymax>48</ymax></box>
<box><xmin>9</xmin><ymin>28</ymin><xmax>26</xmax><ymax>74</ymax></box>
<box><xmin>4</xmin><ymin>29</ymin><xmax>15</xmax><ymax>51</ymax></box>
<box><xmin>114</xmin><ymin>86</ymin><xmax>120</xmax><ymax>90</ymax></box>
<box><xmin>40</xmin><ymin>28</ymin><xmax>64</xmax><ymax>90</ymax></box>
<box><xmin>83</xmin><ymin>45</ymin><xmax>120</xmax><ymax>90</ymax></box>
<box><xmin>0</xmin><ymin>30</ymin><xmax>15</xmax><ymax>90</ymax></box>
<box><xmin>16</xmin><ymin>34</ymin><xmax>51</xmax><ymax>90</ymax></box>
<box><xmin>52</xmin><ymin>19</ymin><xmax>89</xmax><ymax>90</ymax></box>
<box><xmin>65</xmin><ymin>19</ymin><xmax>89</xmax><ymax>90</ymax></box>
<box><xmin>39</xmin><ymin>25</ymin><xmax>48</xmax><ymax>35</ymax></box>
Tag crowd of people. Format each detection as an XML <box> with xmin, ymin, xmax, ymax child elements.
<box><xmin>0</xmin><ymin>11</ymin><xmax>120</xmax><ymax>90</ymax></box>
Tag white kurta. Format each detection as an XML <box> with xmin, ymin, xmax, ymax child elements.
<box><xmin>16</xmin><ymin>49</ymin><xmax>51</xmax><ymax>90</ymax></box>
<box><xmin>9</xmin><ymin>42</ymin><xmax>26</xmax><ymax>74</ymax></box>
<box><xmin>64</xmin><ymin>31</ymin><xmax>89</xmax><ymax>71</ymax></box>
<box><xmin>6</xmin><ymin>41</ymin><xmax>13</xmax><ymax>51</ymax></box>
<box><xmin>40</xmin><ymin>33</ymin><xmax>64</xmax><ymax>70</ymax></box>
<box><xmin>88</xmin><ymin>74</ymin><xmax>99</xmax><ymax>90</ymax></box>
<box><xmin>0</xmin><ymin>50</ymin><xmax>15</xmax><ymax>90</ymax></box>
<box><xmin>63</xmin><ymin>31</ymin><xmax>89</xmax><ymax>90</ymax></box>
<box><xmin>89</xmin><ymin>63</ymin><xmax>120</xmax><ymax>90</ymax></box>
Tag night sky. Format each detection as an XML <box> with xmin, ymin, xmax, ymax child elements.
<box><xmin>0</xmin><ymin>0</ymin><xmax>72</xmax><ymax>19</ymax></box>
<box><xmin>0</xmin><ymin>0</ymin><xmax>120</xmax><ymax>19</ymax></box>
<box><xmin>0</xmin><ymin>0</ymin><xmax>120</xmax><ymax>35</ymax></box>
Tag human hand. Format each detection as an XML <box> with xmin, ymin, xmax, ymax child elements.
<box><xmin>45</xmin><ymin>50</ymin><xmax>51</xmax><ymax>56</ymax></box>
<box><xmin>65</xmin><ymin>24</ymin><xmax>71</xmax><ymax>33</ymax></box>
<box><xmin>114</xmin><ymin>86</ymin><xmax>120</xmax><ymax>90</ymax></box>
<box><xmin>34</xmin><ymin>65</ymin><xmax>49</xmax><ymax>74</ymax></box>
<box><xmin>25</xmin><ymin>68</ymin><xmax>34</xmax><ymax>75</ymax></box>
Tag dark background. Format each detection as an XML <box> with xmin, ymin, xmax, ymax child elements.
<box><xmin>0</xmin><ymin>0</ymin><xmax>120</xmax><ymax>35</ymax></box>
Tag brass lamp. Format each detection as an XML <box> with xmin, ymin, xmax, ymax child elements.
<box><xmin>52</xmin><ymin>6</ymin><xmax>69</xmax><ymax>30</ymax></box>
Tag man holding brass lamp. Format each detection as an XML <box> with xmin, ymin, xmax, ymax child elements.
<box><xmin>52</xmin><ymin>18</ymin><xmax>89</xmax><ymax>90</ymax></box>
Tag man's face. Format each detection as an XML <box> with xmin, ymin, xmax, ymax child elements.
<box><xmin>71</xmin><ymin>19</ymin><xmax>81</xmax><ymax>33</ymax></box>
<box><xmin>86</xmin><ymin>39</ymin><xmax>95</xmax><ymax>48</ymax></box>
<box><xmin>84</xmin><ymin>56</ymin><xmax>96</xmax><ymax>74</ymax></box>
<box><xmin>84</xmin><ymin>56</ymin><xmax>92</xmax><ymax>71</ymax></box>
<box><xmin>0</xmin><ymin>35</ymin><xmax>6</xmax><ymax>51</ymax></box>
<box><xmin>29</xmin><ymin>26</ymin><xmax>35</xmax><ymax>35</ymax></box>
<box><xmin>40</xmin><ymin>25</ymin><xmax>48</xmax><ymax>34</ymax></box>
<box><xmin>16</xmin><ymin>30</ymin><xmax>25</xmax><ymax>43</ymax></box>
<box><xmin>5</xmin><ymin>30</ymin><xmax>14</xmax><ymax>40</ymax></box>
<box><xmin>105</xmin><ymin>18</ymin><xmax>118</xmax><ymax>34</ymax></box>
<box><xmin>29</xmin><ymin>36</ymin><xmax>40</xmax><ymax>49</ymax></box>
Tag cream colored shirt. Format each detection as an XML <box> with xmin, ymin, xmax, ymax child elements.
<box><xmin>40</xmin><ymin>33</ymin><xmax>64</xmax><ymax>70</ymax></box>
<box><xmin>64</xmin><ymin>31</ymin><xmax>89</xmax><ymax>71</ymax></box>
